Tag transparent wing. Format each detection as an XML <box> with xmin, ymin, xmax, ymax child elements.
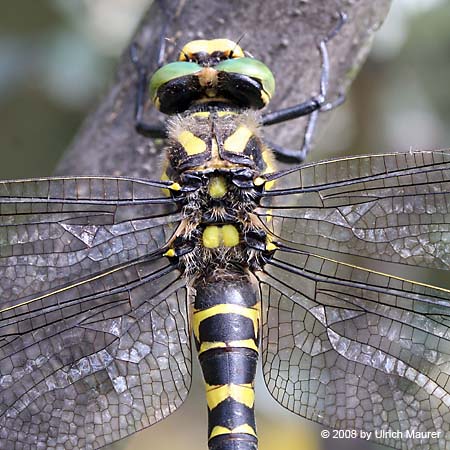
<box><xmin>258</xmin><ymin>247</ymin><xmax>450</xmax><ymax>450</ymax></box>
<box><xmin>0</xmin><ymin>254</ymin><xmax>190</xmax><ymax>449</ymax></box>
<box><xmin>259</xmin><ymin>151</ymin><xmax>450</xmax><ymax>269</ymax></box>
<box><xmin>0</xmin><ymin>176</ymin><xmax>181</xmax><ymax>300</ymax></box>
<box><xmin>0</xmin><ymin>177</ymin><xmax>191</xmax><ymax>449</ymax></box>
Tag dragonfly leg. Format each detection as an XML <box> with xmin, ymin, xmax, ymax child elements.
<box><xmin>261</xmin><ymin>12</ymin><xmax>347</xmax><ymax>162</ymax></box>
<box><xmin>130</xmin><ymin>0</ymin><xmax>170</xmax><ymax>139</ymax></box>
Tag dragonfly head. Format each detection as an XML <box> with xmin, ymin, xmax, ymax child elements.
<box><xmin>149</xmin><ymin>38</ymin><xmax>275</xmax><ymax>114</ymax></box>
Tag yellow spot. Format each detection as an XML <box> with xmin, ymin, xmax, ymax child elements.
<box><xmin>178</xmin><ymin>130</ymin><xmax>206</xmax><ymax>155</ymax></box>
<box><xmin>266</xmin><ymin>242</ymin><xmax>278</xmax><ymax>252</ymax></box>
<box><xmin>193</xmin><ymin>111</ymin><xmax>210</xmax><ymax>118</ymax></box>
<box><xmin>199</xmin><ymin>341</ymin><xmax>227</xmax><ymax>353</ymax></box>
<box><xmin>222</xmin><ymin>224</ymin><xmax>239</xmax><ymax>247</ymax></box>
<box><xmin>199</xmin><ymin>339</ymin><xmax>258</xmax><ymax>355</ymax></box>
<box><xmin>209</xmin><ymin>424</ymin><xmax>256</xmax><ymax>439</ymax></box>
<box><xmin>180</xmin><ymin>39</ymin><xmax>244</xmax><ymax>61</ymax></box>
<box><xmin>169</xmin><ymin>182</ymin><xmax>181</xmax><ymax>191</ymax></box>
<box><xmin>259</xmin><ymin>144</ymin><xmax>276</xmax><ymax>190</ymax></box>
<box><xmin>253</xmin><ymin>176</ymin><xmax>265</xmax><ymax>186</ymax></box>
<box><xmin>192</xmin><ymin>303</ymin><xmax>260</xmax><ymax>341</ymax></box>
<box><xmin>217</xmin><ymin>110</ymin><xmax>237</xmax><ymax>117</ymax></box>
<box><xmin>210</xmin><ymin>426</ymin><xmax>232</xmax><ymax>439</ymax></box>
<box><xmin>203</xmin><ymin>225</ymin><xmax>221</xmax><ymax>248</ymax></box>
<box><xmin>163</xmin><ymin>248</ymin><xmax>176</xmax><ymax>257</ymax></box>
<box><xmin>206</xmin><ymin>383</ymin><xmax>255</xmax><ymax>410</ymax></box>
<box><xmin>254</xmin><ymin>162</ymin><xmax>275</xmax><ymax>191</ymax></box>
<box><xmin>223</xmin><ymin>126</ymin><xmax>253</xmax><ymax>153</ymax></box>
<box><xmin>211</xmin><ymin>137</ymin><xmax>219</xmax><ymax>159</ymax></box>
<box><xmin>208</xmin><ymin>176</ymin><xmax>227</xmax><ymax>199</ymax></box>
<box><xmin>202</xmin><ymin>225</ymin><xmax>240</xmax><ymax>248</ymax></box>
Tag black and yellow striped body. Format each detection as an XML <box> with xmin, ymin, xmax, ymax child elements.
<box><xmin>193</xmin><ymin>278</ymin><xmax>260</xmax><ymax>450</ymax></box>
<box><xmin>163</xmin><ymin>106</ymin><xmax>274</xmax><ymax>450</ymax></box>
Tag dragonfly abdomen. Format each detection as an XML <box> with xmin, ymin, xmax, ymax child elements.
<box><xmin>193</xmin><ymin>277</ymin><xmax>260</xmax><ymax>450</ymax></box>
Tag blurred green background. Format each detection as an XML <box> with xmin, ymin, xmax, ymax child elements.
<box><xmin>0</xmin><ymin>1</ymin><xmax>449</xmax><ymax>449</ymax></box>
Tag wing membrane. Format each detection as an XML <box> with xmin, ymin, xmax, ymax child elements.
<box><xmin>0</xmin><ymin>251</ymin><xmax>190</xmax><ymax>449</ymax></box>
<box><xmin>0</xmin><ymin>176</ymin><xmax>181</xmax><ymax>302</ymax></box>
<box><xmin>258</xmin><ymin>247</ymin><xmax>450</xmax><ymax>450</ymax></box>
<box><xmin>259</xmin><ymin>151</ymin><xmax>450</xmax><ymax>269</ymax></box>
<box><xmin>0</xmin><ymin>176</ymin><xmax>190</xmax><ymax>449</ymax></box>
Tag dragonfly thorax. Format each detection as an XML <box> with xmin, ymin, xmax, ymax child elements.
<box><xmin>163</xmin><ymin>108</ymin><xmax>275</xmax><ymax>177</ymax></box>
<box><xmin>169</xmin><ymin>167</ymin><xmax>268</xmax><ymax>282</ymax></box>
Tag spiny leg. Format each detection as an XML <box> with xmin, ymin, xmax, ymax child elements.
<box><xmin>262</xmin><ymin>12</ymin><xmax>347</xmax><ymax>162</ymax></box>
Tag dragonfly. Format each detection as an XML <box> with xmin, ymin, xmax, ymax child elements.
<box><xmin>1</xmin><ymin>10</ymin><xmax>450</xmax><ymax>450</ymax></box>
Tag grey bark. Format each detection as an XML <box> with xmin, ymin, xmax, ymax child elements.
<box><xmin>56</xmin><ymin>0</ymin><xmax>392</xmax><ymax>178</ymax></box>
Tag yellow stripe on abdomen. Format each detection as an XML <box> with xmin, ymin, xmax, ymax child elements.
<box><xmin>210</xmin><ymin>424</ymin><xmax>257</xmax><ymax>439</ymax></box>
<box><xmin>206</xmin><ymin>383</ymin><xmax>255</xmax><ymax>410</ymax></box>
<box><xmin>192</xmin><ymin>302</ymin><xmax>260</xmax><ymax>342</ymax></box>
<box><xmin>199</xmin><ymin>339</ymin><xmax>259</xmax><ymax>355</ymax></box>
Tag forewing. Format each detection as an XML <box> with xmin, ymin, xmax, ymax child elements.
<box><xmin>259</xmin><ymin>151</ymin><xmax>450</xmax><ymax>269</ymax></box>
<box><xmin>0</xmin><ymin>177</ymin><xmax>191</xmax><ymax>449</ymax></box>
<box><xmin>0</xmin><ymin>176</ymin><xmax>181</xmax><ymax>301</ymax></box>
<box><xmin>0</xmin><ymin>252</ymin><xmax>190</xmax><ymax>449</ymax></box>
<box><xmin>259</xmin><ymin>248</ymin><xmax>450</xmax><ymax>450</ymax></box>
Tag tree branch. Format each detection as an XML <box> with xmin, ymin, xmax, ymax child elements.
<box><xmin>56</xmin><ymin>0</ymin><xmax>392</xmax><ymax>177</ymax></box>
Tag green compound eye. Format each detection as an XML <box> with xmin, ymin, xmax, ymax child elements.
<box><xmin>149</xmin><ymin>61</ymin><xmax>202</xmax><ymax>103</ymax></box>
<box><xmin>216</xmin><ymin>58</ymin><xmax>275</xmax><ymax>103</ymax></box>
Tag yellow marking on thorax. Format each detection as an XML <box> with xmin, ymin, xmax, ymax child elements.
<box><xmin>261</xmin><ymin>143</ymin><xmax>276</xmax><ymax>190</ymax></box>
<box><xmin>217</xmin><ymin>110</ymin><xmax>237</xmax><ymax>117</ymax></box>
<box><xmin>192</xmin><ymin>111</ymin><xmax>210</xmax><ymax>118</ymax></box>
<box><xmin>163</xmin><ymin>248</ymin><xmax>176</xmax><ymax>258</ymax></box>
<box><xmin>208</xmin><ymin>176</ymin><xmax>227</xmax><ymax>199</ymax></box>
<box><xmin>170</xmin><ymin>182</ymin><xmax>181</xmax><ymax>190</ymax></box>
<box><xmin>253</xmin><ymin>177</ymin><xmax>265</xmax><ymax>186</ymax></box>
<box><xmin>266</xmin><ymin>242</ymin><xmax>278</xmax><ymax>252</ymax></box>
<box><xmin>178</xmin><ymin>130</ymin><xmax>207</xmax><ymax>155</ymax></box>
<box><xmin>253</xmin><ymin>144</ymin><xmax>276</xmax><ymax>198</ymax></box>
<box><xmin>206</xmin><ymin>383</ymin><xmax>255</xmax><ymax>409</ymax></box>
<box><xmin>210</xmin><ymin>424</ymin><xmax>256</xmax><ymax>439</ymax></box>
<box><xmin>199</xmin><ymin>338</ymin><xmax>258</xmax><ymax>355</ymax></box>
<box><xmin>222</xmin><ymin>224</ymin><xmax>239</xmax><ymax>246</ymax></box>
<box><xmin>159</xmin><ymin>163</ymin><xmax>171</xmax><ymax>197</ymax></box>
<box><xmin>202</xmin><ymin>224</ymin><xmax>240</xmax><ymax>248</ymax></box>
<box><xmin>192</xmin><ymin>303</ymin><xmax>260</xmax><ymax>341</ymax></box>
<box><xmin>159</xmin><ymin>165</ymin><xmax>181</xmax><ymax>197</ymax></box>
<box><xmin>223</xmin><ymin>125</ymin><xmax>253</xmax><ymax>153</ymax></box>
<box><xmin>203</xmin><ymin>225</ymin><xmax>220</xmax><ymax>248</ymax></box>
<box><xmin>210</xmin><ymin>137</ymin><xmax>219</xmax><ymax>160</ymax></box>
